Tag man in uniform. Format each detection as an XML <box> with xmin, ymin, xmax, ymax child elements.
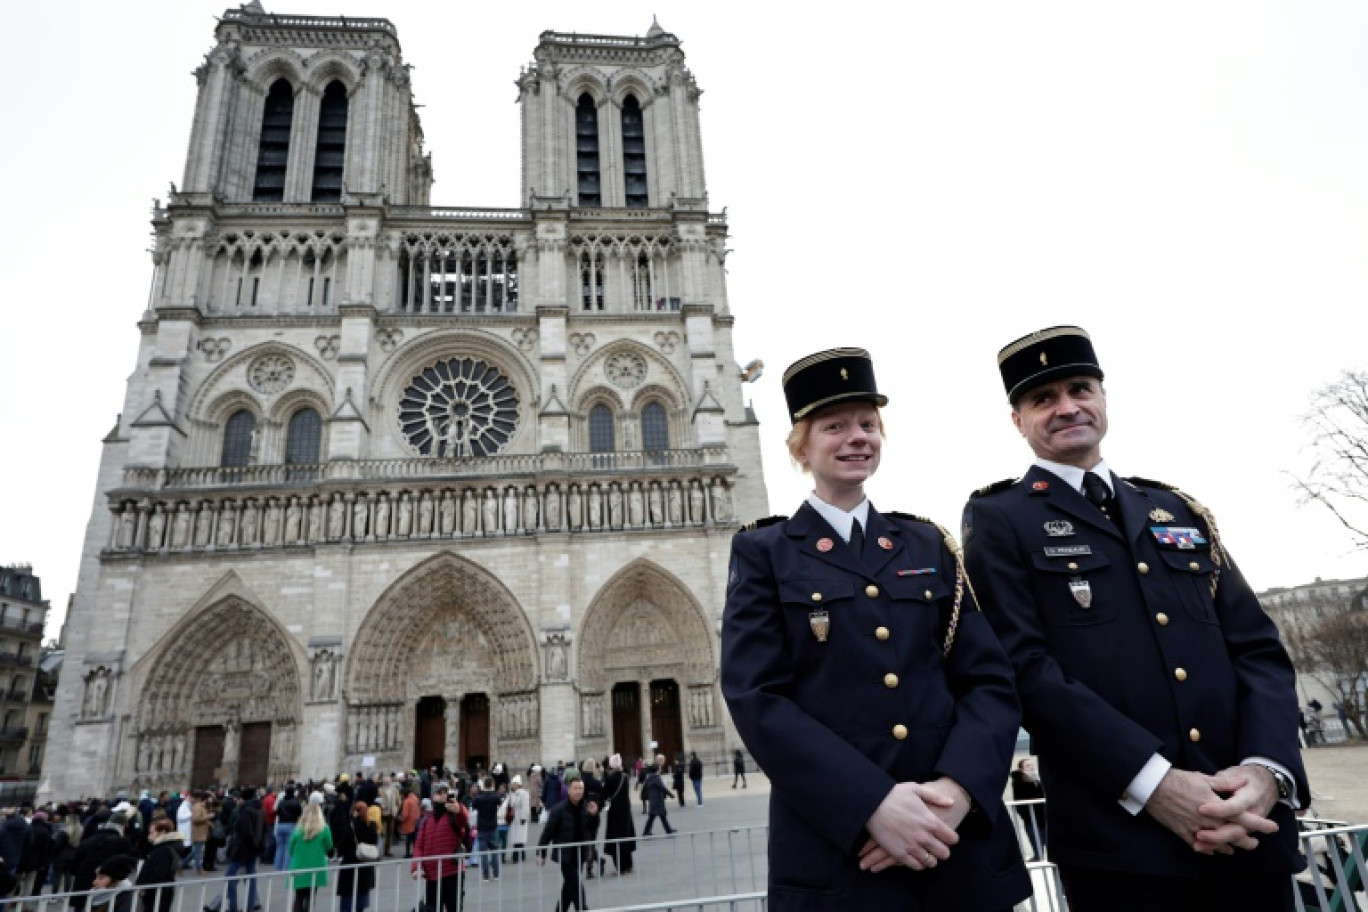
<box><xmin>962</xmin><ymin>325</ymin><xmax>1307</xmax><ymax>911</ymax></box>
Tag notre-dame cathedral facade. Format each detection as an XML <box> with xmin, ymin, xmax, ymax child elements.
<box><xmin>43</xmin><ymin>4</ymin><xmax>767</xmax><ymax>799</ymax></box>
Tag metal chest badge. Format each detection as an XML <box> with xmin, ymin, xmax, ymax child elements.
<box><xmin>1044</xmin><ymin>520</ymin><xmax>1075</xmax><ymax>537</ymax></box>
<box><xmin>1149</xmin><ymin>508</ymin><xmax>1176</xmax><ymax>523</ymax></box>
<box><xmin>809</xmin><ymin>609</ymin><xmax>830</xmax><ymax>642</ymax></box>
<box><xmin>1069</xmin><ymin>577</ymin><xmax>1092</xmax><ymax>609</ymax></box>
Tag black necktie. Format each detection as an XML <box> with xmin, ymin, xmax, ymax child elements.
<box><xmin>1082</xmin><ymin>471</ymin><xmax>1118</xmax><ymax>525</ymax></box>
<box><xmin>850</xmin><ymin>518</ymin><xmax>865</xmax><ymax>557</ymax></box>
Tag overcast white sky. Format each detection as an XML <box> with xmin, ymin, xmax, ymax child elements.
<box><xmin>2</xmin><ymin>1</ymin><xmax>1366</xmax><ymax>635</ymax></box>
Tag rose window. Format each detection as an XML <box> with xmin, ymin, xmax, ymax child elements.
<box><xmin>399</xmin><ymin>358</ymin><xmax>520</xmax><ymax>458</ymax></box>
<box><xmin>248</xmin><ymin>354</ymin><xmax>295</xmax><ymax>394</ymax></box>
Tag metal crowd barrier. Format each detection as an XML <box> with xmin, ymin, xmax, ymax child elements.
<box><xmin>0</xmin><ymin>826</ymin><xmax>769</xmax><ymax>912</ymax></box>
<box><xmin>1296</xmin><ymin>818</ymin><xmax>1368</xmax><ymax>912</ymax></box>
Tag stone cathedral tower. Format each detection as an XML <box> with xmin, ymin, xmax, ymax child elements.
<box><xmin>43</xmin><ymin>6</ymin><xmax>766</xmax><ymax>798</ymax></box>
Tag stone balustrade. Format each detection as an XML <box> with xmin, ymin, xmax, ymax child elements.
<box><xmin>107</xmin><ymin>473</ymin><xmax>736</xmax><ymax>555</ymax></box>
<box><xmin>122</xmin><ymin>448</ymin><xmax>730</xmax><ymax>492</ymax></box>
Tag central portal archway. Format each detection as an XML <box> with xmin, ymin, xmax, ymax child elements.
<box><xmin>348</xmin><ymin>553</ymin><xmax>541</xmax><ymax>772</ymax></box>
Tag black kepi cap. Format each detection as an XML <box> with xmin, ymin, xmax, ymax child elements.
<box><xmin>997</xmin><ymin>326</ymin><xmax>1104</xmax><ymax>404</ymax></box>
<box><xmin>781</xmin><ymin>348</ymin><xmax>888</xmax><ymax>424</ymax></box>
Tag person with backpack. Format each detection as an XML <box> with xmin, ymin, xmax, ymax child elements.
<box><xmin>410</xmin><ymin>784</ymin><xmax>471</xmax><ymax>912</ymax></box>
<box><xmin>223</xmin><ymin>790</ymin><xmax>265</xmax><ymax>912</ymax></box>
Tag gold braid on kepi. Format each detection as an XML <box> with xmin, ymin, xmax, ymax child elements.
<box><xmin>888</xmin><ymin>512</ymin><xmax>973</xmax><ymax>656</ymax></box>
<box><xmin>1126</xmin><ymin>477</ymin><xmax>1225</xmax><ymax>599</ymax></box>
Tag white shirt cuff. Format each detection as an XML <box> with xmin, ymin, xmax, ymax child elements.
<box><xmin>1119</xmin><ymin>754</ymin><xmax>1172</xmax><ymax>815</ymax></box>
<box><xmin>1243</xmin><ymin>756</ymin><xmax>1300</xmax><ymax>809</ymax></box>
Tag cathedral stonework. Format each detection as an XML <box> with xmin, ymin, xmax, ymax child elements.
<box><xmin>43</xmin><ymin>8</ymin><xmax>766</xmax><ymax>799</ymax></box>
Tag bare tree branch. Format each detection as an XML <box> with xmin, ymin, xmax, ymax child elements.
<box><xmin>1293</xmin><ymin>369</ymin><xmax>1368</xmax><ymax>549</ymax></box>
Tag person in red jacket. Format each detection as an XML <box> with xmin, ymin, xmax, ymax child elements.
<box><xmin>410</xmin><ymin>784</ymin><xmax>471</xmax><ymax>912</ymax></box>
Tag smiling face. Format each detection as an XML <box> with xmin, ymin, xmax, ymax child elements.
<box><xmin>796</xmin><ymin>402</ymin><xmax>883</xmax><ymax>508</ymax></box>
<box><xmin>1012</xmin><ymin>376</ymin><xmax>1108</xmax><ymax>468</ymax></box>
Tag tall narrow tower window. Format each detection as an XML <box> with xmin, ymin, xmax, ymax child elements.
<box><xmin>641</xmin><ymin>402</ymin><xmax>669</xmax><ymax>452</ymax></box>
<box><xmin>312</xmin><ymin>81</ymin><xmax>348</xmax><ymax>202</ymax></box>
<box><xmin>576</xmin><ymin>94</ymin><xmax>601</xmax><ymax>207</ymax></box>
<box><xmin>589</xmin><ymin>404</ymin><xmax>615</xmax><ymax>453</ymax></box>
<box><xmin>622</xmin><ymin>95</ymin><xmax>648</xmax><ymax>208</ymax></box>
<box><xmin>252</xmin><ymin>79</ymin><xmax>294</xmax><ymax>202</ymax></box>
<box><xmin>221</xmin><ymin>410</ymin><xmax>257</xmax><ymax>467</ymax></box>
<box><xmin>285</xmin><ymin>408</ymin><xmax>322</xmax><ymax>465</ymax></box>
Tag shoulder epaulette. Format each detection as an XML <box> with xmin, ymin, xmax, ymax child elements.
<box><xmin>971</xmin><ymin>478</ymin><xmax>1017</xmax><ymax>498</ymax></box>
<box><xmin>885</xmin><ymin>512</ymin><xmax>972</xmax><ymax>658</ymax></box>
<box><xmin>884</xmin><ymin>511</ymin><xmax>934</xmax><ymax>525</ymax></box>
<box><xmin>738</xmin><ymin>515</ymin><xmax>786</xmax><ymax>533</ymax></box>
<box><xmin>1125</xmin><ymin>476</ymin><xmax>1226</xmax><ymax>598</ymax></box>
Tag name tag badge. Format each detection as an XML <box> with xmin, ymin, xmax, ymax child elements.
<box><xmin>1045</xmin><ymin>545</ymin><xmax>1092</xmax><ymax>558</ymax></box>
<box><xmin>1069</xmin><ymin>577</ymin><xmax>1093</xmax><ymax>609</ymax></box>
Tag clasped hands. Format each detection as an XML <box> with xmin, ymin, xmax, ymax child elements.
<box><xmin>1144</xmin><ymin>764</ymin><xmax>1281</xmax><ymax>855</ymax></box>
<box><xmin>858</xmin><ymin>777</ymin><xmax>970</xmax><ymax>874</ymax></box>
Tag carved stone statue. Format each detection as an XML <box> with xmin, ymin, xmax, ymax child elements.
<box><xmin>263</xmin><ymin>500</ymin><xmax>282</xmax><ymax>545</ymax></box>
<box><xmin>568</xmin><ymin>486</ymin><xmax>582</xmax><ymax>530</ymax></box>
<box><xmin>628</xmin><ymin>484</ymin><xmax>645</xmax><ymax>527</ymax></box>
<box><xmin>462</xmin><ymin>490</ymin><xmax>478</xmax><ymax>535</ymax></box>
<box><xmin>503</xmin><ymin>488</ymin><xmax>518</xmax><ymax>533</ymax></box>
<box><xmin>439</xmin><ymin>492</ymin><xmax>456</xmax><ymax>535</ymax></box>
<box><xmin>240</xmin><ymin>500</ymin><xmax>260</xmax><ymax>545</ymax></box>
<box><xmin>352</xmin><ymin>496</ymin><xmax>370</xmax><ymax>540</ymax></box>
<box><xmin>396</xmin><ymin>493</ymin><xmax>413</xmax><ymax>537</ymax></box>
<box><xmin>117</xmin><ymin>508</ymin><xmax>137</xmax><ymax>549</ymax></box>
<box><xmin>546</xmin><ymin>486</ymin><xmax>562</xmax><ymax>531</ymax></box>
<box><xmin>710</xmin><ymin>479</ymin><xmax>731</xmax><ymax>523</ymax></box>
<box><xmin>688</xmin><ymin>482</ymin><xmax>705</xmax><ymax>525</ymax></box>
<box><xmin>284</xmin><ymin>498</ymin><xmax>302</xmax><ymax>543</ymax></box>
<box><xmin>608</xmin><ymin>484</ymin><xmax>624</xmax><ymax>529</ymax></box>
<box><xmin>195</xmin><ymin>502</ymin><xmax>214</xmax><ymax>547</ymax></box>
<box><xmin>84</xmin><ymin>670</ymin><xmax>110</xmax><ymax>718</ymax></box>
<box><xmin>327</xmin><ymin>495</ymin><xmax>346</xmax><ymax>540</ymax></box>
<box><xmin>523</xmin><ymin>486</ymin><xmax>539</xmax><ymax>532</ymax></box>
<box><xmin>417</xmin><ymin>492</ymin><xmax>434</xmax><ymax>536</ymax></box>
<box><xmin>308</xmin><ymin>498</ymin><xmax>324</xmax><ymax>542</ymax></box>
<box><xmin>649</xmin><ymin>484</ymin><xmax>664</xmax><ymax>526</ymax></box>
<box><xmin>216</xmin><ymin>504</ymin><xmax>237</xmax><ymax>547</ymax></box>
<box><xmin>147</xmin><ymin>506</ymin><xmax>167</xmax><ymax>550</ymax></box>
<box><xmin>482</xmin><ymin>489</ymin><xmax>499</xmax><ymax>536</ymax></box>
<box><xmin>587</xmin><ymin>487</ymin><xmax>602</xmax><ymax>529</ymax></box>
<box><xmin>375</xmin><ymin>494</ymin><xmax>391</xmax><ymax>539</ymax></box>
<box><xmin>547</xmin><ymin>639</ymin><xmax>568</xmax><ymax>681</ymax></box>
<box><xmin>312</xmin><ymin>650</ymin><xmax>336</xmax><ymax>701</ymax></box>
<box><xmin>171</xmin><ymin>505</ymin><xmax>192</xmax><ymax>549</ymax></box>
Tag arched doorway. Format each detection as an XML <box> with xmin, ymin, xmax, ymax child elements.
<box><xmin>415</xmin><ymin>696</ymin><xmax>446</xmax><ymax>771</ymax></box>
<box><xmin>578</xmin><ymin>560</ymin><xmax>720</xmax><ymax>764</ymax></box>
<box><xmin>349</xmin><ymin>553</ymin><xmax>541</xmax><ymax>772</ymax></box>
<box><xmin>135</xmin><ymin>589</ymin><xmax>304</xmax><ymax>790</ymax></box>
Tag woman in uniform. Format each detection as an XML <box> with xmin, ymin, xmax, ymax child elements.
<box><xmin>720</xmin><ymin>347</ymin><xmax>1030</xmax><ymax>912</ymax></box>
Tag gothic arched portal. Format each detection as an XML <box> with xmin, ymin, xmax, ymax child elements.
<box><xmin>347</xmin><ymin>553</ymin><xmax>541</xmax><ymax>771</ymax></box>
<box><xmin>134</xmin><ymin>593</ymin><xmax>304</xmax><ymax>791</ymax></box>
<box><xmin>576</xmin><ymin>559</ymin><xmax>721</xmax><ymax>763</ymax></box>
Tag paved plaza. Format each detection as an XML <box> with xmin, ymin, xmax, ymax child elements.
<box><xmin>55</xmin><ymin>746</ymin><xmax>1368</xmax><ymax>912</ymax></box>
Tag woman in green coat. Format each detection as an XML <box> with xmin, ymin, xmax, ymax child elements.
<box><xmin>288</xmin><ymin>802</ymin><xmax>334</xmax><ymax>912</ymax></box>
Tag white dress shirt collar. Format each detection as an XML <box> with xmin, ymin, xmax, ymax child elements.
<box><xmin>1034</xmin><ymin>457</ymin><xmax>1114</xmax><ymax>496</ymax></box>
<box><xmin>806</xmin><ymin>494</ymin><xmax>870</xmax><ymax>544</ymax></box>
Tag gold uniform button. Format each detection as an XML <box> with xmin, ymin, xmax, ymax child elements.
<box><xmin>924</xmin><ymin>589</ymin><xmax>933</xmax><ymax>600</ymax></box>
<box><xmin>811</xmin><ymin>592</ymin><xmax>822</xmax><ymax>602</ymax></box>
<box><xmin>884</xmin><ymin>673</ymin><xmax>899</xmax><ymax>689</ymax></box>
<box><xmin>865</xmin><ymin>585</ymin><xmax>880</xmax><ymax>598</ymax></box>
<box><xmin>892</xmin><ymin>724</ymin><xmax>908</xmax><ymax>740</ymax></box>
<box><xmin>1189</xmin><ymin>728</ymin><xmax>1201</xmax><ymax>743</ymax></box>
<box><xmin>875</xmin><ymin>626</ymin><xmax>890</xmax><ymax>641</ymax></box>
<box><xmin>1067</xmin><ymin>562</ymin><xmax>1079</xmax><ymax>571</ymax></box>
<box><xmin>1137</xmin><ymin>562</ymin><xmax>1150</xmax><ymax>574</ymax></box>
<box><xmin>1174</xmin><ymin>668</ymin><xmax>1188</xmax><ymax>682</ymax></box>
<box><xmin>1156</xmin><ymin>613</ymin><xmax>1169</xmax><ymax>626</ymax></box>
<box><xmin>1188</xmin><ymin>561</ymin><xmax>1200</xmax><ymax>571</ymax></box>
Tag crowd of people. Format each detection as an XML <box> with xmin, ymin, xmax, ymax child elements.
<box><xmin>0</xmin><ymin>750</ymin><xmax>730</xmax><ymax>912</ymax></box>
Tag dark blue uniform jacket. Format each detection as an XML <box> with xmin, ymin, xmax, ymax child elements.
<box><xmin>721</xmin><ymin>503</ymin><xmax>1030</xmax><ymax>912</ymax></box>
<box><xmin>962</xmin><ymin>467</ymin><xmax>1308</xmax><ymax>877</ymax></box>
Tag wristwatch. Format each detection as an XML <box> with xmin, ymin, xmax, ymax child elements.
<box><xmin>1258</xmin><ymin>765</ymin><xmax>1293</xmax><ymax>803</ymax></box>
